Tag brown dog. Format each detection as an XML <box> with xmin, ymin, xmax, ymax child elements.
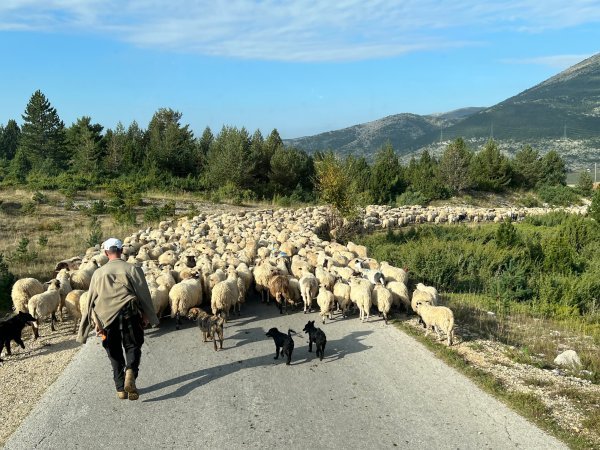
<box><xmin>191</xmin><ymin>309</ymin><xmax>225</xmax><ymax>351</ymax></box>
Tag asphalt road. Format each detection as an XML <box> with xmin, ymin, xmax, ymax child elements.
<box><xmin>5</xmin><ymin>300</ymin><xmax>566</xmax><ymax>449</ymax></box>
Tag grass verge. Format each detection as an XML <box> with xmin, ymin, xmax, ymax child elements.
<box><xmin>394</xmin><ymin>319</ymin><xmax>597</xmax><ymax>449</ymax></box>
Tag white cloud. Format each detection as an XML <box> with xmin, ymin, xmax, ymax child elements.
<box><xmin>501</xmin><ymin>54</ymin><xmax>593</xmax><ymax>69</ymax></box>
<box><xmin>0</xmin><ymin>1</ymin><xmax>599</xmax><ymax>61</ymax></box>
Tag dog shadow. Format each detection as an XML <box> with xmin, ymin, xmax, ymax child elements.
<box><xmin>314</xmin><ymin>330</ymin><xmax>373</xmax><ymax>362</ymax></box>
<box><xmin>141</xmin><ymin>329</ymin><xmax>374</xmax><ymax>401</ymax></box>
<box><xmin>227</xmin><ymin>327</ymin><xmax>265</xmax><ymax>349</ymax></box>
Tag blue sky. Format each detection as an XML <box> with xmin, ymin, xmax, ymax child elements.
<box><xmin>0</xmin><ymin>1</ymin><xmax>598</xmax><ymax>138</ymax></box>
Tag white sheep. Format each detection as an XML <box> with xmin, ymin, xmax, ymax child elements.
<box><xmin>379</xmin><ymin>261</ymin><xmax>408</xmax><ymax>285</ymax></box>
<box><xmin>316</xmin><ymin>286</ymin><xmax>334</xmax><ymax>324</ymax></box>
<box><xmin>372</xmin><ymin>285</ymin><xmax>393</xmax><ymax>324</ymax></box>
<box><xmin>416</xmin><ymin>303</ymin><xmax>455</xmax><ymax>346</ymax></box>
<box><xmin>211</xmin><ymin>267</ymin><xmax>239</xmax><ymax>321</ymax></box>
<box><xmin>416</xmin><ymin>282</ymin><xmax>439</xmax><ymax>304</ymax></box>
<box><xmin>55</xmin><ymin>268</ymin><xmax>72</xmax><ymax>321</ymax></box>
<box><xmin>315</xmin><ymin>266</ymin><xmax>336</xmax><ymax>291</ymax></box>
<box><xmin>11</xmin><ymin>277</ymin><xmax>45</xmax><ymax>313</ymax></box>
<box><xmin>350</xmin><ymin>276</ymin><xmax>373</xmax><ymax>322</ymax></box>
<box><xmin>333</xmin><ymin>280</ymin><xmax>352</xmax><ymax>318</ymax></box>
<box><xmin>169</xmin><ymin>270</ymin><xmax>203</xmax><ymax>329</ymax></box>
<box><xmin>64</xmin><ymin>289</ymin><xmax>86</xmax><ymax>333</ymax></box>
<box><xmin>148</xmin><ymin>279</ymin><xmax>170</xmax><ymax>321</ymax></box>
<box><xmin>299</xmin><ymin>270</ymin><xmax>319</xmax><ymax>313</ymax></box>
<box><xmin>70</xmin><ymin>260</ymin><xmax>99</xmax><ymax>290</ymax></box>
<box><xmin>411</xmin><ymin>288</ymin><xmax>437</xmax><ymax>314</ymax></box>
<box><xmin>386</xmin><ymin>281</ymin><xmax>411</xmax><ymax>312</ymax></box>
<box><xmin>28</xmin><ymin>279</ymin><xmax>62</xmax><ymax>333</ymax></box>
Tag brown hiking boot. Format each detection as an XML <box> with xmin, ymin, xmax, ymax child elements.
<box><xmin>116</xmin><ymin>391</ymin><xmax>128</xmax><ymax>400</ymax></box>
<box><xmin>124</xmin><ymin>369</ymin><xmax>139</xmax><ymax>401</ymax></box>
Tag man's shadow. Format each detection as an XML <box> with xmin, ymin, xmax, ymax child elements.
<box><xmin>140</xmin><ymin>329</ymin><xmax>373</xmax><ymax>402</ymax></box>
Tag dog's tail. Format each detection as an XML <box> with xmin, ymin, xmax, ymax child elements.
<box><xmin>288</xmin><ymin>329</ymin><xmax>296</xmax><ymax>337</ymax></box>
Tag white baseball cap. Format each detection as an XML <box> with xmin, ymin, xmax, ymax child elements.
<box><xmin>103</xmin><ymin>238</ymin><xmax>123</xmax><ymax>250</ymax></box>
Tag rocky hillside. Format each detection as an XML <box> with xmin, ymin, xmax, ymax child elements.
<box><xmin>285</xmin><ymin>54</ymin><xmax>600</xmax><ymax>170</ymax></box>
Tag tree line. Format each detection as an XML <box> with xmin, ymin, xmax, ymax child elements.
<box><xmin>0</xmin><ymin>90</ymin><xmax>588</xmax><ymax>206</ymax></box>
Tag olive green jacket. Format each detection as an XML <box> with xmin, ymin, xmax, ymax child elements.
<box><xmin>76</xmin><ymin>258</ymin><xmax>159</xmax><ymax>344</ymax></box>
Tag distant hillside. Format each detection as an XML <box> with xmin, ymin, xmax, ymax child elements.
<box><xmin>285</xmin><ymin>54</ymin><xmax>600</xmax><ymax>169</ymax></box>
<box><xmin>284</xmin><ymin>107</ymin><xmax>485</xmax><ymax>160</ymax></box>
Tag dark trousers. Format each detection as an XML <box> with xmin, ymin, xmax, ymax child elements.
<box><xmin>102</xmin><ymin>313</ymin><xmax>145</xmax><ymax>391</ymax></box>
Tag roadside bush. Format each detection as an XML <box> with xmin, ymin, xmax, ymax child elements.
<box><xmin>518</xmin><ymin>194</ymin><xmax>541</xmax><ymax>208</ymax></box>
<box><xmin>89</xmin><ymin>199</ymin><xmax>108</xmax><ymax>215</ymax></box>
<box><xmin>32</xmin><ymin>191</ymin><xmax>48</xmax><ymax>204</ymax></box>
<box><xmin>111</xmin><ymin>208</ymin><xmax>136</xmax><ymax>226</ymax></box>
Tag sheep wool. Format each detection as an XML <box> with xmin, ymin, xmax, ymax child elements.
<box><xmin>416</xmin><ymin>303</ymin><xmax>455</xmax><ymax>346</ymax></box>
<box><xmin>316</xmin><ymin>286</ymin><xmax>334</xmax><ymax>324</ymax></box>
<box><xmin>11</xmin><ymin>277</ymin><xmax>45</xmax><ymax>313</ymax></box>
<box><xmin>28</xmin><ymin>279</ymin><xmax>62</xmax><ymax>332</ymax></box>
<box><xmin>372</xmin><ymin>285</ymin><xmax>393</xmax><ymax>324</ymax></box>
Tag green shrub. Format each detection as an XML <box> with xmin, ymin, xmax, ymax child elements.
<box><xmin>8</xmin><ymin>238</ymin><xmax>38</xmax><ymax>264</ymax></box>
<box><xmin>89</xmin><ymin>199</ymin><xmax>108</xmax><ymax>215</ymax></box>
<box><xmin>589</xmin><ymin>189</ymin><xmax>600</xmax><ymax>222</ymax></box>
<box><xmin>37</xmin><ymin>234</ymin><xmax>49</xmax><ymax>247</ymax></box>
<box><xmin>86</xmin><ymin>216</ymin><xmax>103</xmax><ymax>248</ymax></box>
<box><xmin>143</xmin><ymin>205</ymin><xmax>162</xmax><ymax>223</ymax></box>
<box><xmin>20</xmin><ymin>201</ymin><xmax>36</xmax><ymax>215</ymax></box>
<box><xmin>495</xmin><ymin>219</ymin><xmax>519</xmax><ymax>248</ymax></box>
<box><xmin>111</xmin><ymin>208</ymin><xmax>136</xmax><ymax>226</ymax></box>
<box><xmin>518</xmin><ymin>194</ymin><xmax>541</xmax><ymax>208</ymax></box>
<box><xmin>395</xmin><ymin>189</ymin><xmax>428</xmax><ymax>206</ymax></box>
<box><xmin>32</xmin><ymin>191</ymin><xmax>48</xmax><ymax>204</ymax></box>
<box><xmin>536</xmin><ymin>184</ymin><xmax>580</xmax><ymax>206</ymax></box>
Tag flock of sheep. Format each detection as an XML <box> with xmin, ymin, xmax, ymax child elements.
<box><xmin>9</xmin><ymin>202</ymin><xmax>586</xmax><ymax>353</ymax></box>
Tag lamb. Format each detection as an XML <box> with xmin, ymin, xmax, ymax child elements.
<box><xmin>64</xmin><ymin>289</ymin><xmax>86</xmax><ymax>333</ymax></box>
<box><xmin>372</xmin><ymin>285</ymin><xmax>393</xmax><ymax>324</ymax></box>
<box><xmin>70</xmin><ymin>260</ymin><xmax>99</xmax><ymax>290</ymax></box>
<box><xmin>158</xmin><ymin>249</ymin><xmax>178</xmax><ymax>266</ymax></box>
<box><xmin>288</xmin><ymin>278</ymin><xmax>302</xmax><ymax>307</ymax></box>
<box><xmin>316</xmin><ymin>286</ymin><xmax>334</xmax><ymax>324</ymax></box>
<box><xmin>11</xmin><ymin>278</ymin><xmax>45</xmax><ymax>313</ymax></box>
<box><xmin>350</xmin><ymin>276</ymin><xmax>373</xmax><ymax>322</ymax></box>
<box><xmin>416</xmin><ymin>303</ymin><xmax>455</xmax><ymax>346</ymax></box>
<box><xmin>333</xmin><ymin>280</ymin><xmax>352</xmax><ymax>318</ymax></box>
<box><xmin>299</xmin><ymin>270</ymin><xmax>319</xmax><ymax>313</ymax></box>
<box><xmin>386</xmin><ymin>281</ymin><xmax>411</xmax><ymax>312</ymax></box>
<box><xmin>379</xmin><ymin>261</ymin><xmax>408</xmax><ymax>285</ymax></box>
<box><xmin>211</xmin><ymin>267</ymin><xmax>239</xmax><ymax>321</ymax></box>
<box><xmin>28</xmin><ymin>279</ymin><xmax>62</xmax><ymax>334</ymax></box>
<box><xmin>169</xmin><ymin>270</ymin><xmax>203</xmax><ymax>329</ymax></box>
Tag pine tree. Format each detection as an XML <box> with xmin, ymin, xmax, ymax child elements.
<box><xmin>0</xmin><ymin>119</ymin><xmax>21</xmax><ymax>160</ymax></box>
<box><xmin>18</xmin><ymin>90</ymin><xmax>66</xmax><ymax>173</ymax></box>
<box><xmin>439</xmin><ymin>138</ymin><xmax>472</xmax><ymax>194</ymax></box>
<box><xmin>540</xmin><ymin>150</ymin><xmax>567</xmax><ymax>186</ymax></box>
<box><xmin>577</xmin><ymin>170</ymin><xmax>594</xmax><ymax>197</ymax></box>
<box><xmin>204</xmin><ymin>126</ymin><xmax>253</xmax><ymax>190</ymax></box>
<box><xmin>66</xmin><ymin>116</ymin><xmax>104</xmax><ymax>174</ymax></box>
<box><xmin>512</xmin><ymin>145</ymin><xmax>542</xmax><ymax>189</ymax></box>
<box><xmin>368</xmin><ymin>143</ymin><xmax>402</xmax><ymax>204</ymax></box>
<box><xmin>104</xmin><ymin>122</ymin><xmax>127</xmax><ymax>175</ymax></box>
<box><xmin>470</xmin><ymin>139</ymin><xmax>511</xmax><ymax>191</ymax></box>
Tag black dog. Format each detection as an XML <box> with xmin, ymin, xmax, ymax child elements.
<box><xmin>265</xmin><ymin>327</ymin><xmax>294</xmax><ymax>365</ymax></box>
<box><xmin>0</xmin><ymin>311</ymin><xmax>36</xmax><ymax>362</ymax></box>
<box><xmin>302</xmin><ymin>320</ymin><xmax>327</xmax><ymax>361</ymax></box>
